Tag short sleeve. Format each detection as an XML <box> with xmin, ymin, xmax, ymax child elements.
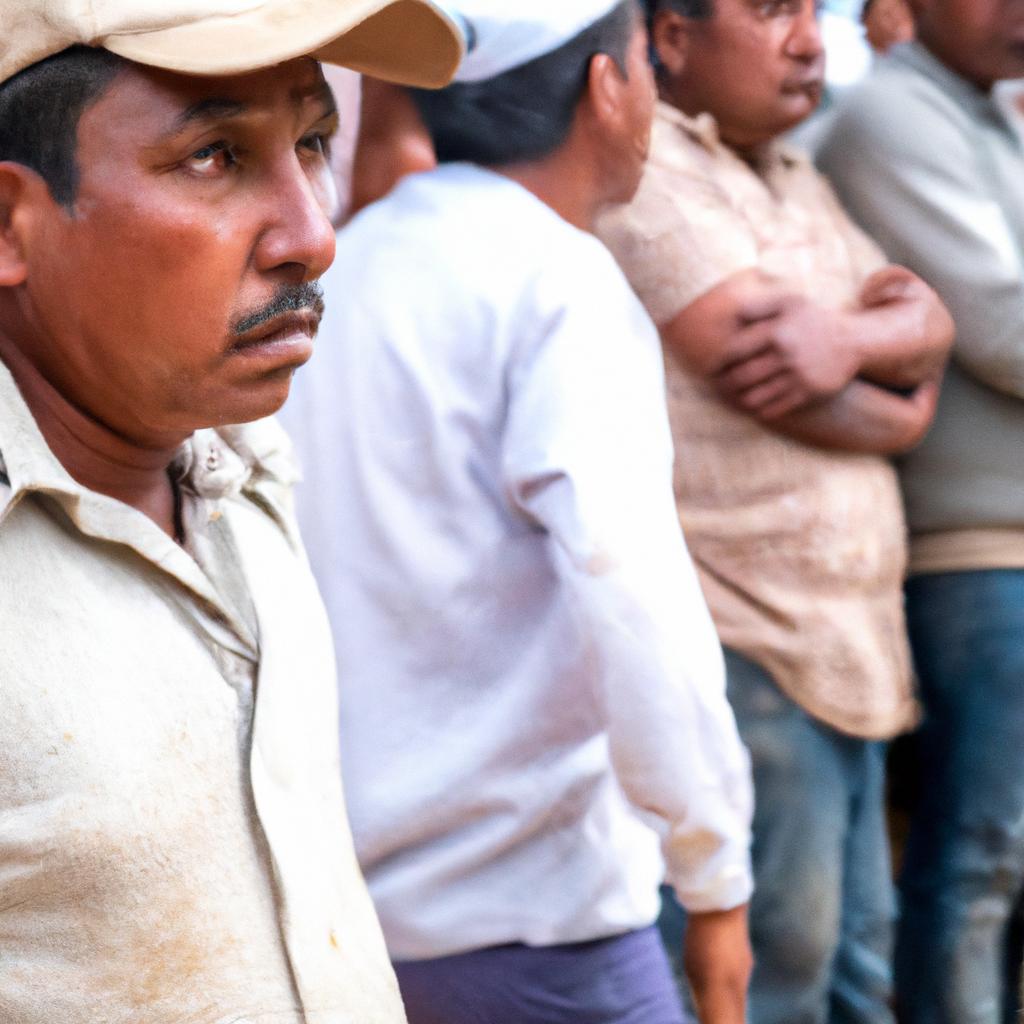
<box><xmin>597</xmin><ymin>156</ymin><xmax>758</xmax><ymax>327</ymax></box>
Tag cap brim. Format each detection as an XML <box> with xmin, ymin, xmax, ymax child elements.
<box><xmin>103</xmin><ymin>0</ymin><xmax>465</xmax><ymax>89</ymax></box>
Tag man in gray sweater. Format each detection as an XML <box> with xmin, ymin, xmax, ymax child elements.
<box><xmin>819</xmin><ymin>3</ymin><xmax>1024</xmax><ymax>1021</ymax></box>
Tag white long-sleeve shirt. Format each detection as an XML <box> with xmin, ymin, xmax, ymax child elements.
<box><xmin>281</xmin><ymin>163</ymin><xmax>754</xmax><ymax>961</ymax></box>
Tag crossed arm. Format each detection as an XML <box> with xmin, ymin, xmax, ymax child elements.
<box><xmin>662</xmin><ymin>265</ymin><xmax>955</xmax><ymax>454</ymax></box>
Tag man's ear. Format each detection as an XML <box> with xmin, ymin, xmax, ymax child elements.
<box><xmin>652</xmin><ymin>9</ymin><xmax>693</xmax><ymax>79</ymax></box>
<box><xmin>0</xmin><ymin>164</ymin><xmax>41</xmax><ymax>288</ymax></box>
<box><xmin>587</xmin><ymin>51</ymin><xmax>629</xmax><ymax>131</ymax></box>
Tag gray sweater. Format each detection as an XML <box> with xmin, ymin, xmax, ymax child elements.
<box><xmin>818</xmin><ymin>42</ymin><xmax>1024</xmax><ymax>535</ymax></box>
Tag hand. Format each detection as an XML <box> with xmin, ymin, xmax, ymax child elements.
<box><xmin>853</xmin><ymin>265</ymin><xmax>954</xmax><ymax>387</ymax></box>
<box><xmin>858</xmin><ymin>264</ymin><xmax>923</xmax><ymax>308</ymax></box>
<box><xmin>684</xmin><ymin>904</ymin><xmax>752</xmax><ymax>1024</ymax></box>
<box><xmin>713</xmin><ymin>293</ymin><xmax>862</xmax><ymax>419</ymax></box>
<box><xmin>665</xmin><ymin>268</ymin><xmax>786</xmax><ymax>379</ymax></box>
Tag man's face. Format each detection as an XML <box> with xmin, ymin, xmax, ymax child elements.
<box><xmin>913</xmin><ymin>0</ymin><xmax>1024</xmax><ymax>87</ymax></box>
<box><xmin>667</xmin><ymin>0</ymin><xmax>825</xmax><ymax>151</ymax></box>
<box><xmin>13</xmin><ymin>58</ymin><xmax>337</xmax><ymax>445</ymax></box>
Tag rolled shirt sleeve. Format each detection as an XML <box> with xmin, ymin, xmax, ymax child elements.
<box><xmin>500</xmin><ymin>253</ymin><xmax>755</xmax><ymax>912</ymax></box>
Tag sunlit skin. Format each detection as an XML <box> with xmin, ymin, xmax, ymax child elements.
<box><xmin>654</xmin><ymin>0</ymin><xmax>825</xmax><ymax>156</ymax></box>
<box><xmin>908</xmin><ymin>0</ymin><xmax>1024</xmax><ymax>89</ymax></box>
<box><xmin>0</xmin><ymin>57</ymin><xmax>338</xmax><ymax>536</ymax></box>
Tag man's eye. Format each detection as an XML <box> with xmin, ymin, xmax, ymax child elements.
<box><xmin>757</xmin><ymin>0</ymin><xmax>800</xmax><ymax>14</ymax></box>
<box><xmin>186</xmin><ymin>141</ymin><xmax>237</xmax><ymax>176</ymax></box>
<box><xmin>299</xmin><ymin>131</ymin><xmax>333</xmax><ymax>160</ymax></box>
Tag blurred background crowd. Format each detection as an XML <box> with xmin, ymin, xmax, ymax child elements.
<box><xmin>277</xmin><ymin>1</ymin><xmax>1024</xmax><ymax>1022</ymax></box>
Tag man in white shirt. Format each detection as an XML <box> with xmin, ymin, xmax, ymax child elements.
<box><xmin>282</xmin><ymin>2</ymin><xmax>755</xmax><ymax>1022</ymax></box>
<box><xmin>0</xmin><ymin>1</ymin><xmax>464</xmax><ymax>1021</ymax></box>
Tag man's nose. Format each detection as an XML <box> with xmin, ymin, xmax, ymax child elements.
<box><xmin>253</xmin><ymin>157</ymin><xmax>337</xmax><ymax>282</ymax></box>
<box><xmin>785</xmin><ymin>2</ymin><xmax>825</xmax><ymax>62</ymax></box>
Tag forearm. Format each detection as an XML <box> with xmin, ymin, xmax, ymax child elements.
<box><xmin>685</xmin><ymin>905</ymin><xmax>752</xmax><ymax>1024</ymax></box>
<box><xmin>767</xmin><ymin>377</ymin><xmax>940</xmax><ymax>454</ymax></box>
<box><xmin>849</xmin><ymin>274</ymin><xmax>954</xmax><ymax>389</ymax></box>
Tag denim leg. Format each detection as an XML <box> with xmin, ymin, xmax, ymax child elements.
<box><xmin>725</xmin><ymin>650</ymin><xmax>852</xmax><ymax>1024</ymax></box>
<box><xmin>896</xmin><ymin>570</ymin><xmax>1024</xmax><ymax>1024</ymax></box>
<box><xmin>831</xmin><ymin>741</ymin><xmax>897</xmax><ymax>1024</ymax></box>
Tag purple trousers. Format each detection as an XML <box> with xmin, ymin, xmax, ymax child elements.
<box><xmin>394</xmin><ymin>925</ymin><xmax>688</xmax><ymax>1024</ymax></box>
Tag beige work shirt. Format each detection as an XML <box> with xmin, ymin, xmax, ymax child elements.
<box><xmin>0</xmin><ymin>360</ymin><xmax>405</xmax><ymax>1024</ymax></box>
<box><xmin>598</xmin><ymin>102</ymin><xmax>916</xmax><ymax>739</ymax></box>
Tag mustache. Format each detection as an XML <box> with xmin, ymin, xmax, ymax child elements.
<box><xmin>233</xmin><ymin>282</ymin><xmax>325</xmax><ymax>336</ymax></box>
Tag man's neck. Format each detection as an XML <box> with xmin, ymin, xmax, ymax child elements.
<box><xmin>658</xmin><ymin>85</ymin><xmax>771</xmax><ymax>166</ymax></box>
<box><xmin>917</xmin><ymin>33</ymin><xmax>995</xmax><ymax>93</ymax></box>
<box><xmin>0</xmin><ymin>336</ymin><xmax>183</xmax><ymax>540</ymax></box>
<box><xmin>495</xmin><ymin>150</ymin><xmax>606</xmax><ymax>234</ymax></box>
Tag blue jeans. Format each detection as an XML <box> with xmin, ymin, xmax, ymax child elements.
<box><xmin>696</xmin><ymin>650</ymin><xmax>896</xmax><ymax>1024</ymax></box>
<box><xmin>896</xmin><ymin>569</ymin><xmax>1024</xmax><ymax>1024</ymax></box>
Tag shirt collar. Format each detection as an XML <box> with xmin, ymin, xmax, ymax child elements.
<box><xmin>655</xmin><ymin>99</ymin><xmax>803</xmax><ymax>174</ymax></box>
<box><xmin>0</xmin><ymin>356</ymin><xmax>298</xmax><ymax>559</ymax></box>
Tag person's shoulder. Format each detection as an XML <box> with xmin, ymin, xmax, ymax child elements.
<box><xmin>538</xmin><ymin>219</ymin><xmax>635</xmax><ymax>300</ymax></box>
<box><xmin>830</xmin><ymin>47</ymin><xmax>972</xmax><ymax>143</ymax></box>
<box><xmin>337</xmin><ymin>165</ymin><xmax>554</xmax><ymax>282</ymax></box>
<box><xmin>648</xmin><ymin>103</ymin><xmax>715</xmax><ymax>169</ymax></box>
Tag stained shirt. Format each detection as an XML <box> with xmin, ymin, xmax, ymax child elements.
<box><xmin>597</xmin><ymin>102</ymin><xmax>916</xmax><ymax>740</ymax></box>
<box><xmin>0</xmin><ymin>360</ymin><xmax>405</xmax><ymax>1024</ymax></box>
<box><xmin>280</xmin><ymin>162</ymin><xmax>754</xmax><ymax>962</ymax></box>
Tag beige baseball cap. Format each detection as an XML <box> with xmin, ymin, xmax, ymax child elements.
<box><xmin>1</xmin><ymin>0</ymin><xmax>467</xmax><ymax>89</ymax></box>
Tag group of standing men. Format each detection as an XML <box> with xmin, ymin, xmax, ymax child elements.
<box><xmin>1</xmin><ymin>0</ymin><xmax>1023</xmax><ymax>1023</ymax></box>
<box><xmin>288</xmin><ymin>0</ymin><xmax>1024</xmax><ymax>1022</ymax></box>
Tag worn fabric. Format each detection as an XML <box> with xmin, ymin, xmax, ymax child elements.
<box><xmin>724</xmin><ymin>651</ymin><xmax>895</xmax><ymax>1024</ymax></box>
<box><xmin>281</xmin><ymin>162</ymin><xmax>754</xmax><ymax>963</ymax></box>
<box><xmin>597</xmin><ymin>101</ymin><xmax>914</xmax><ymax>740</ymax></box>
<box><xmin>896</xmin><ymin>570</ymin><xmax>1024</xmax><ymax>1024</ymax></box>
<box><xmin>0</xmin><ymin>360</ymin><xmax>405</xmax><ymax>1024</ymax></box>
<box><xmin>657</xmin><ymin>651</ymin><xmax>897</xmax><ymax>1024</ymax></box>
<box><xmin>909</xmin><ymin>529</ymin><xmax>1024</xmax><ymax>577</ymax></box>
<box><xmin>818</xmin><ymin>41</ymin><xmax>1024</xmax><ymax>573</ymax></box>
<box><xmin>393</xmin><ymin>926</ymin><xmax>688</xmax><ymax>1024</ymax></box>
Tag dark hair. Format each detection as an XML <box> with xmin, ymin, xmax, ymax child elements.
<box><xmin>411</xmin><ymin>0</ymin><xmax>636</xmax><ymax>167</ymax></box>
<box><xmin>642</xmin><ymin>0</ymin><xmax>713</xmax><ymax>23</ymax></box>
<box><xmin>642</xmin><ymin>0</ymin><xmax>713</xmax><ymax>74</ymax></box>
<box><xmin>0</xmin><ymin>46</ymin><xmax>125</xmax><ymax>208</ymax></box>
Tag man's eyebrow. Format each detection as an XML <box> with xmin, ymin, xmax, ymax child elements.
<box><xmin>172</xmin><ymin>98</ymin><xmax>249</xmax><ymax>133</ymax></box>
<box><xmin>292</xmin><ymin>80</ymin><xmax>338</xmax><ymax>119</ymax></box>
<box><xmin>166</xmin><ymin>83</ymin><xmax>336</xmax><ymax>139</ymax></box>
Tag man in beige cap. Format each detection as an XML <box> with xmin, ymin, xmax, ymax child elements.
<box><xmin>0</xmin><ymin>2</ymin><xmax>462</xmax><ymax>1022</ymax></box>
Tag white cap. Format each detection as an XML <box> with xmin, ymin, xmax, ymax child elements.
<box><xmin>453</xmin><ymin>0</ymin><xmax>623</xmax><ymax>83</ymax></box>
